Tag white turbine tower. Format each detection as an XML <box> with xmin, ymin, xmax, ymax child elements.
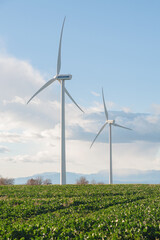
<box><xmin>90</xmin><ymin>89</ymin><xmax>132</xmax><ymax>184</ymax></box>
<box><xmin>27</xmin><ymin>17</ymin><xmax>83</xmax><ymax>185</ymax></box>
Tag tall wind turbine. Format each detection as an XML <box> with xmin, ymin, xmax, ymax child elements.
<box><xmin>27</xmin><ymin>17</ymin><xmax>83</xmax><ymax>185</ymax></box>
<box><xmin>90</xmin><ymin>89</ymin><xmax>132</xmax><ymax>184</ymax></box>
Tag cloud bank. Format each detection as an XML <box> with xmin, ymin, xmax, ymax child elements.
<box><xmin>0</xmin><ymin>54</ymin><xmax>160</xmax><ymax>177</ymax></box>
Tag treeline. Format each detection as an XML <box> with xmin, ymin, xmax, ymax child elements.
<box><xmin>26</xmin><ymin>177</ymin><xmax>52</xmax><ymax>185</ymax></box>
<box><xmin>0</xmin><ymin>177</ymin><xmax>14</xmax><ymax>185</ymax></box>
<box><xmin>0</xmin><ymin>176</ymin><xmax>51</xmax><ymax>185</ymax></box>
<box><xmin>76</xmin><ymin>176</ymin><xmax>104</xmax><ymax>185</ymax></box>
<box><xmin>0</xmin><ymin>176</ymin><xmax>104</xmax><ymax>185</ymax></box>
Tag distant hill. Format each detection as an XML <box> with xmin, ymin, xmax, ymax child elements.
<box><xmin>14</xmin><ymin>169</ymin><xmax>160</xmax><ymax>184</ymax></box>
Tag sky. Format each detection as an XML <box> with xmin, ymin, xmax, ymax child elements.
<box><xmin>1</xmin><ymin>0</ymin><xmax>160</xmax><ymax>178</ymax></box>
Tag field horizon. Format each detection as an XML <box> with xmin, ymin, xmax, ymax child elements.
<box><xmin>13</xmin><ymin>169</ymin><xmax>160</xmax><ymax>185</ymax></box>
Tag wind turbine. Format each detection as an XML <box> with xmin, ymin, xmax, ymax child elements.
<box><xmin>90</xmin><ymin>89</ymin><xmax>132</xmax><ymax>184</ymax></box>
<box><xmin>27</xmin><ymin>17</ymin><xmax>84</xmax><ymax>185</ymax></box>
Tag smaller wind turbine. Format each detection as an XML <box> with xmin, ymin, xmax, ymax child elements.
<box><xmin>90</xmin><ymin>89</ymin><xmax>132</xmax><ymax>184</ymax></box>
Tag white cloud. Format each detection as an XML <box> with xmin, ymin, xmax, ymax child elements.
<box><xmin>1</xmin><ymin>150</ymin><xmax>59</xmax><ymax>164</ymax></box>
<box><xmin>151</xmin><ymin>104</ymin><xmax>160</xmax><ymax>115</ymax></box>
<box><xmin>106</xmin><ymin>101</ymin><xmax>117</xmax><ymax>110</ymax></box>
<box><xmin>3</xmin><ymin>96</ymin><xmax>26</xmax><ymax>105</ymax></box>
<box><xmin>0</xmin><ymin>55</ymin><xmax>44</xmax><ymax>101</ymax></box>
<box><xmin>0</xmin><ymin>145</ymin><xmax>9</xmax><ymax>153</ymax></box>
<box><xmin>91</xmin><ymin>91</ymin><xmax>100</xmax><ymax>97</ymax></box>
<box><xmin>121</xmin><ymin>107</ymin><xmax>131</xmax><ymax>113</ymax></box>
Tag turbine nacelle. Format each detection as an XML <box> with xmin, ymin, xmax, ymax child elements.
<box><xmin>107</xmin><ymin>120</ymin><xmax>115</xmax><ymax>124</ymax></box>
<box><xmin>56</xmin><ymin>74</ymin><xmax>72</xmax><ymax>80</ymax></box>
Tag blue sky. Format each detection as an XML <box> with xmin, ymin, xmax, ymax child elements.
<box><xmin>1</xmin><ymin>0</ymin><xmax>160</xmax><ymax>178</ymax></box>
<box><xmin>1</xmin><ymin>0</ymin><xmax>160</xmax><ymax>111</ymax></box>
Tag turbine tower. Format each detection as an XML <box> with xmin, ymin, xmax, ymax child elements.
<box><xmin>27</xmin><ymin>17</ymin><xmax>83</xmax><ymax>185</ymax></box>
<box><xmin>90</xmin><ymin>89</ymin><xmax>132</xmax><ymax>184</ymax></box>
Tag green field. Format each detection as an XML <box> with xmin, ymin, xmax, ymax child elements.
<box><xmin>0</xmin><ymin>184</ymin><xmax>160</xmax><ymax>239</ymax></box>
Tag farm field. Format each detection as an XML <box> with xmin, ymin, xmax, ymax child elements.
<box><xmin>0</xmin><ymin>184</ymin><xmax>160</xmax><ymax>239</ymax></box>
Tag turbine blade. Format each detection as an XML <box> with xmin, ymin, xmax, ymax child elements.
<box><xmin>90</xmin><ymin>122</ymin><xmax>108</xmax><ymax>148</ymax></box>
<box><xmin>27</xmin><ymin>78</ymin><xmax>56</xmax><ymax>104</ymax></box>
<box><xmin>64</xmin><ymin>87</ymin><xmax>84</xmax><ymax>113</ymax></box>
<box><xmin>113</xmin><ymin>123</ymin><xmax>132</xmax><ymax>130</ymax></box>
<box><xmin>57</xmin><ymin>17</ymin><xmax>66</xmax><ymax>75</ymax></box>
<box><xmin>102</xmin><ymin>88</ymin><xmax>108</xmax><ymax>120</ymax></box>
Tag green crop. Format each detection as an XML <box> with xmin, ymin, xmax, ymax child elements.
<box><xmin>0</xmin><ymin>184</ymin><xmax>160</xmax><ymax>239</ymax></box>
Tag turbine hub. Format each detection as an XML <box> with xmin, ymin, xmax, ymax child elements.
<box><xmin>56</xmin><ymin>74</ymin><xmax>72</xmax><ymax>80</ymax></box>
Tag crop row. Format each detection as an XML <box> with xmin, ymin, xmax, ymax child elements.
<box><xmin>0</xmin><ymin>184</ymin><xmax>160</xmax><ymax>239</ymax></box>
